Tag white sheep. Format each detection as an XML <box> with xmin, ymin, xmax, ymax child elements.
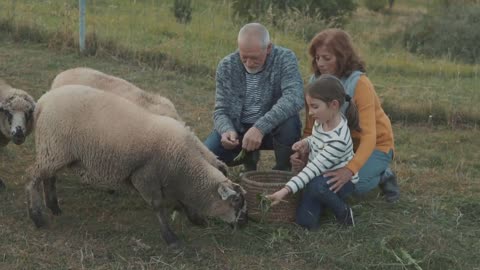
<box><xmin>51</xmin><ymin>67</ymin><xmax>180</xmax><ymax>120</ymax></box>
<box><xmin>0</xmin><ymin>79</ymin><xmax>36</xmax><ymax>190</ymax></box>
<box><xmin>25</xmin><ymin>85</ymin><xmax>247</xmax><ymax>248</ymax></box>
<box><xmin>51</xmin><ymin>67</ymin><xmax>227</xmax><ymax>176</ymax></box>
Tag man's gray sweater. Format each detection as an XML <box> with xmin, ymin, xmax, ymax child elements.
<box><xmin>213</xmin><ymin>45</ymin><xmax>305</xmax><ymax>135</ymax></box>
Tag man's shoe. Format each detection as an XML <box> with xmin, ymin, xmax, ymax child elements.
<box><xmin>272</xmin><ymin>140</ymin><xmax>293</xmax><ymax>171</ymax></box>
<box><xmin>379</xmin><ymin>168</ymin><xmax>400</xmax><ymax>203</ymax></box>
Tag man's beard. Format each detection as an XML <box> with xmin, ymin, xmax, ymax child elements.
<box><xmin>244</xmin><ymin>65</ymin><xmax>263</xmax><ymax>74</ymax></box>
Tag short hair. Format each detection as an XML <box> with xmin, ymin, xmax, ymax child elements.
<box><xmin>308</xmin><ymin>28</ymin><xmax>366</xmax><ymax>78</ymax></box>
<box><xmin>237</xmin><ymin>23</ymin><xmax>271</xmax><ymax>49</ymax></box>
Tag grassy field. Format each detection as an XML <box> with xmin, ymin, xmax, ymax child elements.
<box><xmin>1</xmin><ymin>0</ymin><xmax>479</xmax><ymax>269</ymax></box>
<box><xmin>1</xmin><ymin>39</ymin><xmax>479</xmax><ymax>270</ymax></box>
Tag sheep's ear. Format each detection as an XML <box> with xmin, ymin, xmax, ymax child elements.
<box><xmin>218</xmin><ymin>184</ymin><xmax>236</xmax><ymax>200</ymax></box>
<box><xmin>25</xmin><ymin>95</ymin><xmax>36</xmax><ymax>111</ymax></box>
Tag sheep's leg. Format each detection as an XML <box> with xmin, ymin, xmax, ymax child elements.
<box><xmin>43</xmin><ymin>176</ymin><xmax>62</xmax><ymax>215</ymax></box>
<box><xmin>154</xmin><ymin>205</ymin><xmax>180</xmax><ymax>248</ymax></box>
<box><xmin>179</xmin><ymin>202</ymin><xmax>207</xmax><ymax>227</ymax></box>
<box><xmin>130</xmin><ymin>171</ymin><xmax>180</xmax><ymax>248</ymax></box>
<box><xmin>26</xmin><ymin>153</ymin><xmax>69</xmax><ymax>228</ymax></box>
<box><xmin>0</xmin><ymin>178</ymin><xmax>5</xmax><ymax>191</ymax></box>
<box><xmin>25</xmin><ymin>165</ymin><xmax>50</xmax><ymax>228</ymax></box>
<box><xmin>151</xmin><ymin>191</ymin><xmax>180</xmax><ymax>247</ymax></box>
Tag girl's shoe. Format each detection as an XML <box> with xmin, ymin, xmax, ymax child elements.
<box><xmin>338</xmin><ymin>207</ymin><xmax>355</xmax><ymax>227</ymax></box>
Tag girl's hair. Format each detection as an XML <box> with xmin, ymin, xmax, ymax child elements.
<box><xmin>306</xmin><ymin>74</ymin><xmax>361</xmax><ymax>132</ymax></box>
<box><xmin>308</xmin><ymin>28</ymin><xmax>366</xmax><ymax>78</ymax></box>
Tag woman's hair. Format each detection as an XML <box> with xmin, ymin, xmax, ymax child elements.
<box><xmin>308</xmin><ymin>28</ymin><xmax>366</xmax><ymax>78</ymax></box>
<box><xmin>306</xmin><ymin>74</ymin><xmax>361</xmax><ymax>132</ymax></box>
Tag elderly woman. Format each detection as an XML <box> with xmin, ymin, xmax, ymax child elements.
<box><xmin>293</xmin><ymin>28</ymin><xmax>399</xmax><ymax>202</ymax></box>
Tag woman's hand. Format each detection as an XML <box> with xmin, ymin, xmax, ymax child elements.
<box><xmin>324</xmin><ymin>167</ymin><xmax>354</xmax><ymax>193</ymax></box>
<box><xmin>265</xmin><ymin>187</ymin><xmax>290</xmax><ymax>206</ymax></box>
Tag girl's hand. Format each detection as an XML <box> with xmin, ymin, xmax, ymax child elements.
<box><xmin>292</xmin><ymin>140</ymin><xmax>309</xmax><ymax>155</ymax></box>
<box><xmin>265</xmin><ymin>187</ymin><xmax>290</xmax><ymax>206</ymax></box>
<box><xmin>290</xmin><ymin>152</ymin><xmax>306</xmax><ymax>173</ymax></box>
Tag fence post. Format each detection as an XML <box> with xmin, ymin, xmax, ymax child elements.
<box><xmin>79</xmin><ymin>0</ymin><xmax>86</xmax><ymax>52</ymax></box>
<box><xmin>10</xmin><ymin>0</ymin><xmax>16</xmax><ymax>20</ymax></box>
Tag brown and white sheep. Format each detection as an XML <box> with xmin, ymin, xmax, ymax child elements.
<box><xmin>51</xmin><ymin>67</ymin><xmax>227</xmax><ymax>176</ymax></box>
<box><xmin>25</xmin><ymin>85</ymin><xmax>247</xmax><ymax>247</ymax></box>
<box><xmin>0</xmin><ymin>79</ymin><xmax>36</xmax><ymax>190</ymax></box>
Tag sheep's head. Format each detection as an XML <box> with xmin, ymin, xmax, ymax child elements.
<box><xmin>0</xmin><ymin>93</ymin><xmax>36</xmax><ymax>145</ymax></box>
<box><xmin>210</xmin><ymin>181</ymin><xmax>248</xmax><ymax>227</ymax></box>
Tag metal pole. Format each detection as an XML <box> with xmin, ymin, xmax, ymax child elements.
<box><xmin>79</xmin><ymin>0</ymin><xmax>86</xmax><ymax>52</ymax></box>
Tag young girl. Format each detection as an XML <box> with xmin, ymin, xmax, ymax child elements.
<box><xmin>266</xmin><ymin>74</ymin><xmax>361</xmax><ymax>229</ymax></box>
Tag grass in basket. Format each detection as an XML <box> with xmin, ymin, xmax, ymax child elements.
<box><xmin>257</xmin><ymin>193</ymin><xmax>272</xmax><ymax>222</ymax></box>
<box><xmin>256</xmin><ymin>192</ymin><xmax>289</xmax><ymax>222</ymax></box>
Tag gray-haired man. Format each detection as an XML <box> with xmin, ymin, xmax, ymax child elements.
<box><xmin>204</xmin><ymin>23</ymin><xmax>304</xmax><ymax>171</ymax></box>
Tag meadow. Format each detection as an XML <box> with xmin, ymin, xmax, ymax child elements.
<box><xmin>0</xmin><ymin>0</ymin><xmax>479</xmax><ymax>269</ymax></box>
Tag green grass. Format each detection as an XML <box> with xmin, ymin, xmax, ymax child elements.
<box><xmin>1</xmin><ymin>37</ymin><xmax>479</xmax><ymax>270</ymax></box>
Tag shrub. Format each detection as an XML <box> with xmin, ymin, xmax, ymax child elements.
<box><xmin>232</xmin><ymin>0</ymin><xmax>356</xmax><ymax>24</ymax></box>
<box><xmin>231</xmin><ymin>0</ymin><xmax>267</xmax><ymax>21</ymax></box>
<box><xmin>434</xmin><ymin>0</ymin><xmax>480</xmax><ymax>7</ymax></box>
<box><xmin>389</xmin><ymin>0</ymin><xmax>395</xmax><ymax>8</ymax></box>
<box><xmin>403</xmin><ymin>4</ymin><xmax>480</xmax><ymax>64</ymax></box>
<box><xmin>172</xmin><ymin>0</ymin><xmax>192</xmax><ymax>24</ymax></box>
<box><xmin>308</xmin><ymin>0</ymin><xmax>357</xmax><ymax>21</ymax></box>
<box><xmin>268</xmin><ymin>7</ymin><xmax>329</xmax><ymax>42</ymax></box>
<box><xmin>364</xmin><ymin>0</ymin><xmax>386</xmax><ymax>12</ymax></box>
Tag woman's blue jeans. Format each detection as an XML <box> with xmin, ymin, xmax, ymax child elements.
<box><xmin>355</xmin><ymin>149</ymin><xmax>394</xmax><ymax>195</ymax></box>
<box><xmin>296</xmin><ymin>175</ymin><xmax>354</xmax><ymax>230</ymax></box>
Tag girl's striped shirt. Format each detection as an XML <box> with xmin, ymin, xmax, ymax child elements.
<box><xmin>286</xmin><ymin>115</ymin><xmax>359</xmax><ymax>194</ymax></box>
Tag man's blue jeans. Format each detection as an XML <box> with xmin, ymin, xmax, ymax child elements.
<box><xmin>204</xmin><ymin>115</ymin><xmax>301</xmax><ymax>167</ymax></box>
<box><xmin>296</xmin><ymin>175</ymin><xmax>354</xmax><ymax>230</ymax></box>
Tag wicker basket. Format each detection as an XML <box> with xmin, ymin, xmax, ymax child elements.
<box><xmin>240</xmin><ymin>170</ymin><xmax>300</xmax><ymax>223</ymax></box>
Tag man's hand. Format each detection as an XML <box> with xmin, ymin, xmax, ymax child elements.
<box><xmin>242</xmin><ymin>127</ymin><xmax>263</xmax><ymax>152</ymax></box>
<box><xmin>324</xmin><ymin>167</ymin><xmax>354</xmax><ymax>193</ymax></box>
<box><xmin>221</xmin><ymin>131</ymin><xmax>239</xmax><ymax>150</ymax></box>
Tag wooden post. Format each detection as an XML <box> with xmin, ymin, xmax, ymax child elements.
<box><xmin>79</xmin><ymin>0</ymin><xmax>86</xmax><ymax>52</ymax></box>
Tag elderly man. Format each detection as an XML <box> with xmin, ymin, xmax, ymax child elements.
<box><xmin>204</xmin><ymin>23</ymin><xmax>304</xmax><ymax>171</ymax></box>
